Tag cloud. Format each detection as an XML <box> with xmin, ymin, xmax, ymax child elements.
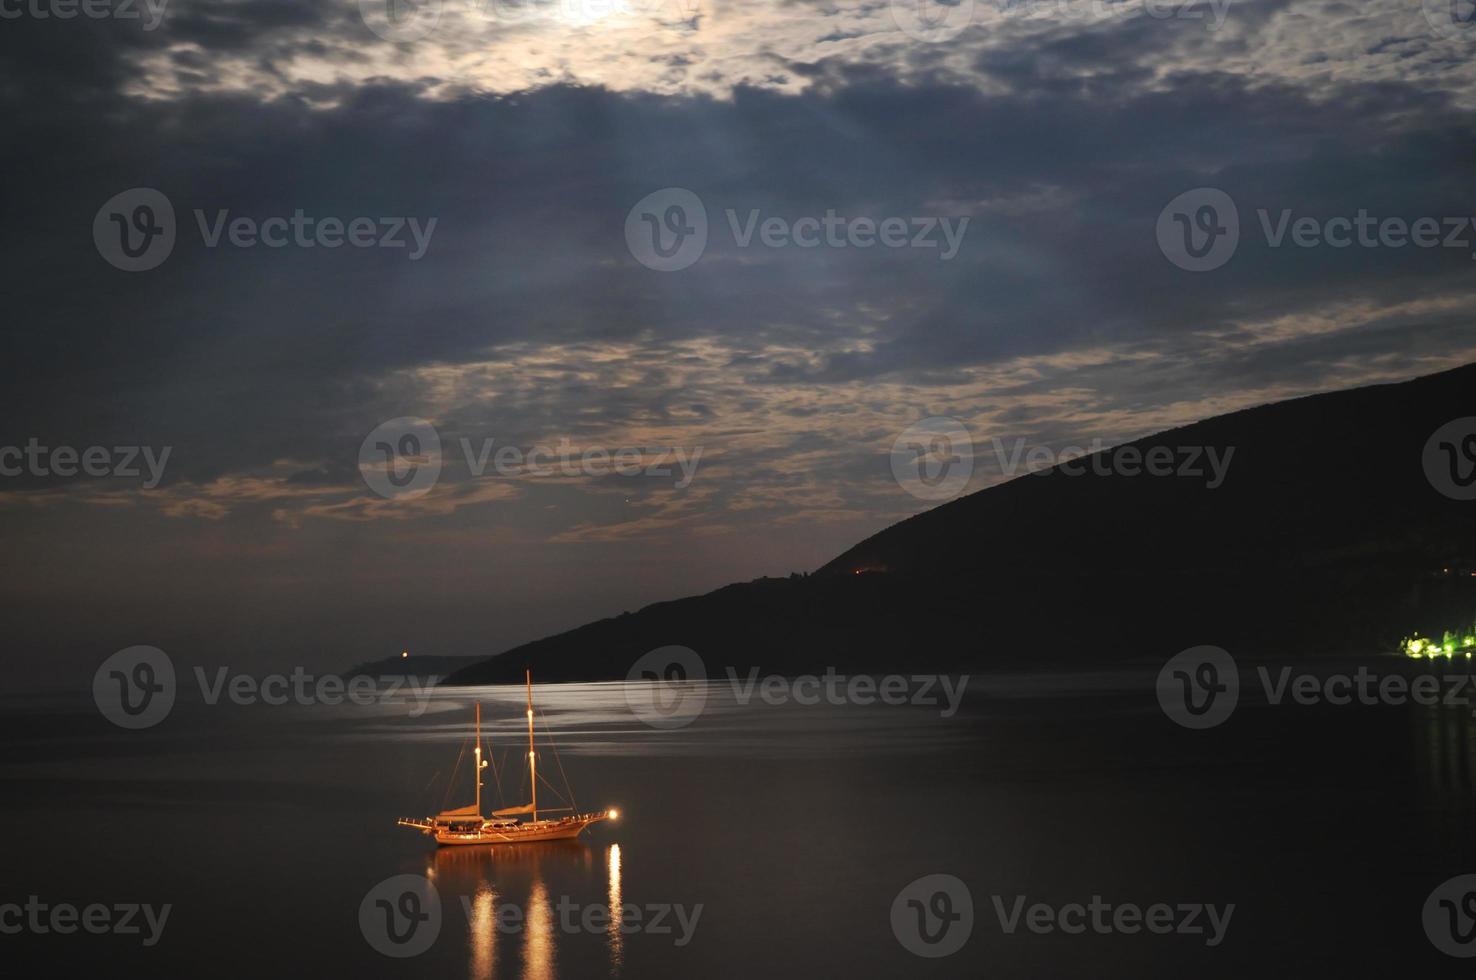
<box><xmin>3</xmin><ymin>0</ymin><xmax>1475</xmax><ymax>677</ymax></box>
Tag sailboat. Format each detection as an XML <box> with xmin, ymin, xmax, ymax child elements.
<box><xmin>397</xmin><ymin>670</ymin><xmax>617</xmax><ymax>846</ymax></box>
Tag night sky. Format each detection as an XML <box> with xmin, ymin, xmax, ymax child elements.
<box><xmin>3</xmin><ymin>0</ymin><xmax>1475</xmax><ymax>684</ymax></box>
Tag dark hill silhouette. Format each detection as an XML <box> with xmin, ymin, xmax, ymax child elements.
<box><xmin>449</xmin><ymin>363</ymin><xmax>1476</xmax><ymax>684</ymax></box>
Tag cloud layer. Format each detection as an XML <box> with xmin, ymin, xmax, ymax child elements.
<box><xmin>2</xmin><ymin>0</ymin><xmax>1475</xmax><ymax>678</ymax></box>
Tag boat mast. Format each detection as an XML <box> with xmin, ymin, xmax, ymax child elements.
<box><xmin>526</xmin><ymin>669</ymin><xmax>537</xmax><ymax>822</ymax></box>
<box><xmin>474</xmin><ymin>701</ymin><xmax>482</xmax><ymax>815</ymax></box>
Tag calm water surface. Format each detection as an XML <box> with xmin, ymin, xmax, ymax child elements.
<box><xmin>2</xmin><ymin>669</ymin><xmax>1474</xmax><ymax>976</ymax></box>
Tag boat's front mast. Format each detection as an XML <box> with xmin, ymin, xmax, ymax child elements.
<box><xmin>526</xmin><ymin>669</ymin><xmax>537</xmax><ymax>823</ymax></box>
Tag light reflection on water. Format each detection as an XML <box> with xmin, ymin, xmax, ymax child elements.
<box><xmin>3</xmin><ymin>668</ymin><xmax>1476</xmax><ymax>976</ymax></box>
<box><xmin>468</xmin><ymin>882</ymin><xmax>495</xmax><ymax>980</ymax></box>
<box><xmin>525</xmin><ymin>875</ymin><xmax>555</xmax><ymax>980</ymax></box>
<box><xmin>430</xmin><ymin>842</ymin><xmax>623</xmax><ymax>980</ymax></box>
<box><xmin>607</xmin><ymin>843</ymin><xmax>623</xmax><ymax>976</ymax></box>
<box><xmin>1417</xmin><ymin>699</ymin><xmax>1476</xmax><ymax>810</ymax></box>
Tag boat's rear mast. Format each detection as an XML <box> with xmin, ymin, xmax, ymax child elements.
<box><xmin>474</xmin><ymin>701</ymin><xmax>487</xmax><ymax>815</ymax></box>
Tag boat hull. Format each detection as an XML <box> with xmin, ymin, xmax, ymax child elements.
<box><xmin>431</xmin><ymin>814</ymin><xmax>608</xmax><ymax>847</ymax></box>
